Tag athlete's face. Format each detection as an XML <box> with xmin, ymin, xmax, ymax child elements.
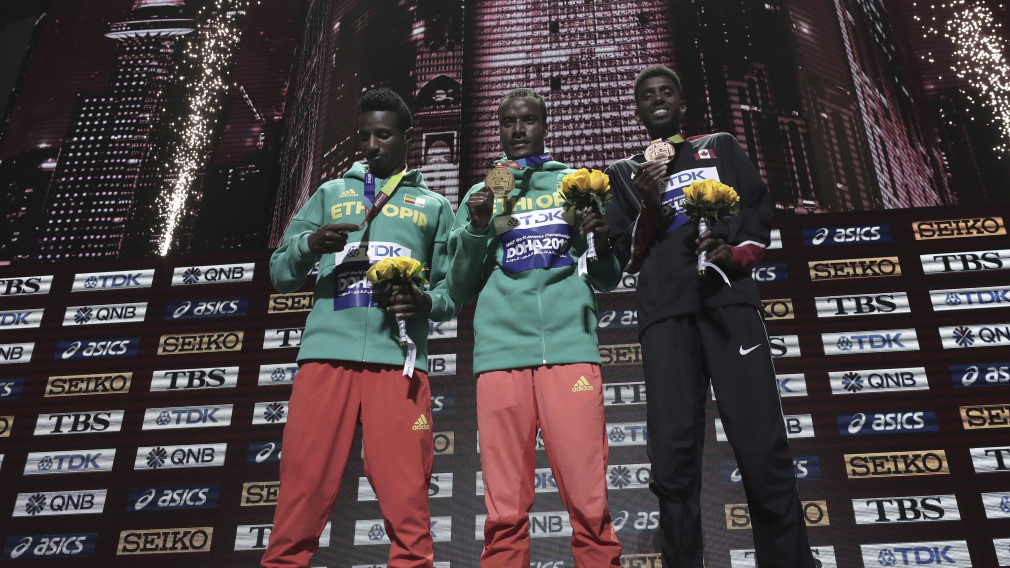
<box><xmin>498</xmin><ymin>97</ymin><xmax>547</xmax><ymax>160</ymax></box>
<box><xmin>635</xmin><ymin>76</ymin><xmax>686</xmax><ymax>139</ymax></box>
<box><xmin>358</xmin><ymin>110</ymin><xmax>413</xmax><ymax>178</ymax></box>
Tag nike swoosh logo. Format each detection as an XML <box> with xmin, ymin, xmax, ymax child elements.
<box><xmin>739</xmin><ymin>345</ymin><xmax>760</xmax><ymax>355</ymax></box>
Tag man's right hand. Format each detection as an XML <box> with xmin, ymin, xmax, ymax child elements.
<box><xmin>467</xmin><ymin>186</ymin><xmax>495</xmax><ymax>229</ymax></box>
<box><xmin>634</xmin><ymin>160</ymin><xmax>668</xmax><ymax>212</ymax></box>
<box><xmin>306</xmin><ymin>223</ymin><xmax>361</xmax><ymax>254</ymax></box>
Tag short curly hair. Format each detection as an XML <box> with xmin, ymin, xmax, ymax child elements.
<box><xmin>633</xmin><ymin>65</ymin><xmax>683</xmax><ymax>99</ymax></box>
<box><xmin>500</xmin><ymin>87</ymin><xmax>548</xmax><ymax>122</ymax></box>
<box><xmin>358</xmin><ymin>87</ymin><xmax>413</xmax><ymax>132</ymax></box>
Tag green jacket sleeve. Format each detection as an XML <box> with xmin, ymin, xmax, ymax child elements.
<box><xmin>269</xmin><ymin>186</ymin><xmax>325</xmax><ymax>293</ymax></box>
<box><xmin>427</xmin><ymin>196</ymin><xmax>462</xmax><ymax>322</ymax></box>
<box><xmin>447</xmin><ymin>185</ymin><xmax>492</xmax><ymax>305</ymax></box>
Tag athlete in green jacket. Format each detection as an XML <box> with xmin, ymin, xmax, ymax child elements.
<box><xmin>450</xmin><ymin>88</ymin><xmax>623</xmax><ymax>568</ymax></box>
<box><xmin>263</xmin><ymin>88</ymin><xmax>457</xmax><ymax>568</ymax></box>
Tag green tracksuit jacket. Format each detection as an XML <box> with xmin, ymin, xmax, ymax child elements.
<box><xmin>449</xmin><ymin>158</ymin><xmax>621</xmax><ymax>375</ymax></box>
<box><xmin>270</xmin><ymin>162</ymin><xmax>459</xmax><ymax>372</ymax></box>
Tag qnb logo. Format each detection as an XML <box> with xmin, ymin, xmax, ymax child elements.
<box><xmin>940</xmin><ymin>323</ymin><xmax>1010</xmax><ymax>349</ymax></box>
<box><xmin>0</xmin><ymin>342</ymin><xmax>34</xmax><ymax>364</ymax></box>
<box><xmin>804</xmin><ymin>225</ymin><xmax>890</xmax><ymax>247</ymax></box>
<box><xmin>860</xmin><ymin>541</ymin><xmax>971</xmax><ymax>568</ymax></box>
<box><xmin>56</xmin><ymin>338</ymin><xmax>138</xmax><ymax>360</ymax></box>
<box><xmin>823</xmin><ymin>329</ymin><xmax>918</xmax><ymax>355</ymax></box>
<box><xmin>128</xmin><ymin>486</ymin><xmax>218</xmax><ymax>511</ymax></box>
<box><xmin>24</xmin><ymin>449</ymin><xmax>115</xmax><ymax>475</ymax></box>
<box><xmin>136</xmin><ymin>444</ymin><xmax>226</xmax><ymax>470</ymax></box>
<box><xmin>142</xmin><ymin>405</ymin><xmax>233</xmax><ymax>430</ymax></box>
<box><xmin>3</xmin><ymin>533</ymin><xmax>96</xmax><ymax>560</ymax></box>
<box><xmin>13</xmin><ymin>490</ymin><xmax>107</xmax><ymax>517</ymax></box>
<box><xmin>252</xmin><ymin>402</ymin><xmax>288</xmax><ymax>425</ymax></box>
<box><xmin>951</xmin><ymin>363</ymin><xmax>1010</xmax><ymax>387</ymax></box>
<box><xmin>64</xmin><ymin>303</ymin><xmax>146</xmax><ymax>326</ymax></box>
<box><xmin>606</xmin><ymin>464</ymin><xmax>653</xmax><ymax>490</ymax></box>
<box><xmin>840</xmin><ymin>411</ymin><xmax>938</xmax><ymax>435</ymax></box>
<box><xmin>830</xmin><ymin>367</ymin><xmax>929</xmax><ymax>395</ymax></box>
<box><xmin>171</xmin><ymin>263</ymin><xmax>254</xmax><ymax>286</ymax></box>
<box><xmin>72</xmin><ymin>270</ymin><xmax>153</xmax><ymax>292</ymax></box>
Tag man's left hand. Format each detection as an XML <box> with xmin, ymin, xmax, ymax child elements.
<box><xmin>695</xmin><ymin>230</ymin><xmax>740</xmax><ymax>271</ymax></box>
<box><xmin>384</xmin><ymin>284</ymin><xmax>432</xmax><ymax>320</ymax></box>
<box><xmin>579</xmin><ymin>207</ymin><xmax>612</xmax><ymax>257</ymax></box>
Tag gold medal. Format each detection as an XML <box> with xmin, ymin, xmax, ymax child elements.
<box><xmin>485</xmin><ymin>167</ymin><xmax>515</xmax><ymax>197</ymax></box>
<box><xmin>644</xmin><ymin>139</ymin><xmax>676</xmax><ymax>163</ymax></box>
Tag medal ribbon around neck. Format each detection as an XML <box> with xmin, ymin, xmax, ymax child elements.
<box><xmin>498</xmin><ymin>152</ymin><xmax>553</xmax><ymax>169</ymax></box>
<box><xmin>362</xmin><ymin>169</ymin><xmax>406</xmax><ymax>223</ymax></box>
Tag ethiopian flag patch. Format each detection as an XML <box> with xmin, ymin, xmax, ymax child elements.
<box><xmin>403</xmin><ymin>194</ymin><xmax>425</xmax><ymax>207</ymax></box>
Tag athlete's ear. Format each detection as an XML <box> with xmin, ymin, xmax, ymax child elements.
<box><xmin>634</xmin><ymin>106</ymin><xmax>642</xmax><ymax>124</ymax></box>
<box><xmin>403</xmin><ymin>127</ymin><xmax>415</xmax><ymax>147</ymax></box>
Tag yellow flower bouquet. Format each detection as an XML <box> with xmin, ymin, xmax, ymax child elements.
<box><xmin>559</xmin><ymin>168</ymin><xmax>611</xmax><ymax>261</ymax></box>
<box><xmin>682</xmin><ymin>179</ymin><xmax>740</xmax><ymax>277</ymax></box>
<box><xmin>366</xmin><ymin>256</ymin><xmax>429</xmax><ymax>347</ymax></box>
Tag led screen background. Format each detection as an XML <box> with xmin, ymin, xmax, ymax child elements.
<box><xmin>0</xmin><ymin>1</ymin><xmax>1009</xmax><ymax>567</ymax></box>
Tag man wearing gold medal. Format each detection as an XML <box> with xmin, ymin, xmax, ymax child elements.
<box><xmin>605</xmin><ymin>66</ymin><xmax>815</xmax><ymax>567</ymax></box>
<box><xmin>448</xmin><ymin>88</ymin><xmax>623</xmax><ymax>568</ymax></box>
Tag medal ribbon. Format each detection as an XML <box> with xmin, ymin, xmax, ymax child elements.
<box><xmin>363</xmin><ymin>170</ymin><xmax>406</xmax><ymax>222</ymax></box>
<box><xmin>498</xmin><ymin>152</ymin><xmax>553</xmax><ymax>169</ymax></box>
<box><xmin>666</xmin><ymin>133</ymin><xmax>685</xmax><ymax>144</ymax></box>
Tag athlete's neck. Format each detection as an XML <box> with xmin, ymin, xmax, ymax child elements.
<box><xmin>369</xmin><ymin>163</ymin><xmax>406</xmax><ymax>180</ymax></box>
<box><xmin>646</xmin><ymin>127</ymin><xmax>682</xmax><ymax>142</ymax></box>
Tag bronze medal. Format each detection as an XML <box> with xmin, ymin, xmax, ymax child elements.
<box><xmin>644</xmin><ymin>139</ymin><xmax>676</xmax><ymax>163</ymax></box>
<box><xmin>485</xmin><ymin>167</ymin><xmax>515</xmax><ymax>197</ymax></box>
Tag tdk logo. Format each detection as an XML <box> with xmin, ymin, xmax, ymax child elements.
<box><xmin>62</xmin><ymin>302</ymin><xmax>146</xmax><ymax>326</ymax></box>
<box><xmin>166</xmin><ymin>297</ymin><xmax>248</xmax><ymax>319</ymax></box>
<box><xmin>56</xmin><ymin>338</ymin><xmax>139</xmax><ymax>360</ymax></box>
<box><xmin>258</xmin><ymin>363</ymin><xmax>297</xmax><ymax>386</ymax></box>
<box><xmin>134</xmin><ymin>443</ymin><xmax>227</xmax><ymax>470</ymax></box>
<box><xmin>71</xmin><ymin>270</ymin><xmax>154</xmax><ymax>292</ymax></box>
<box><xmin>0</xmin><ymin>309</ymin><xmax>43</xmax><ymax>329</ymax></box>
<box><xmin>429</xmin><ymin>318</ymin><xmax>458</xmax><ymax>339</ymax></box>
<box><xmin>940</xmin><ymin>323</ymin><xmax>1010</xmax><ymax>349</ymax></box>
<box><xmin>127</xmin><ymin>485</ymin><xmax>219</xmax><ymax>511</ymax></box>
<box><xmin>822</xmin><ymin>328</ymin><xmax>919</xmax><ymax>355</ymax></box>
<box><xmin>2</xmin><ymin>533</ymin><xmax>97</xmax><ymax>559</ymax></box>
<box><xmin>951</xmin><ymin>363</ymin><xmax>1010</xmax><ymax>387</ymax></box>
<box><xmin>815</xmin><ymin>293</ymin><xmax>910</xmax><ymax>318</ymax></box>
<box><xmin>853</xmin><ymin>494</ymin><xmax>960</xmax><ymax>524</ymax></box>
<box><xmin>360</xmin><ymin>517</ymin><xmax>451</xmax><ymax>545</ymax></box>
<box><xmin>0</xmin><ymin>275</ymin><xmax>53</xmax><ymax>297</ymax></box>
<box><xmin>171</xmin><ymin>263</ymin><xmax>254</xmax><ymax>286</ymax></box>
<box><xmin>606</xmin><ymin>422</ymin><xmax>648</xmax><ymax>446</ymax></box>
<box><xmin>247</xmin><ymin>441</ymin><xmax>282</xmax><ymax>464</ymax></box>
<box><xmin>720</xmin><ymin>457</ymin><xmax>820</xmax><ymax>484</ymax></box>
<box><xmin>840</xmin><ymin>411</ymin><xmax>938</xmax><ymax>435</ymax></box>
<box><xmin>141</xmin><ymin>405</ymin><xmax>233</xmax><ymax>430</ymax></box>
<box><xmin>150</xmin><ymin>367</ymin><xmax>239</xmax><ymax>391</ymax></box>
<box><xmin>0</xmin><ymin>378</ymin><xmax>25</xmax><ymax>400</ymax></box>
<box><xmin>24</xmin><ymin>449</ymin><xmax>116</xmax><ymax>475</ymax></box>
<box><xmin>0</xmin><ymin>342</ymin><xmax>33</xmax><ymax>364</ymax></box>
<box><xmin>751</xmin><ymin>264</ymin><xmax>787</xmax><ymax>283</ymax></box>
<box><xmin>859</xmin><ymin>540</ymin><xmax>971</xmax><ymax>568</ymax></box>
<box><xmin>982</xmin><ymin>492</ymin><xmax>1010</xmax><ymax>519</ymax></box>
<box><xmin>920</xmin><ymin>249</ymin><xmax>1008</xmax><ymax>274</ymax></box>
<box><xmin>804</xmin><ymin>225</ymin><xmax>891</xmax><ymax>247</ymax></box>
<box><xmin>931</xmin><ymin>286</ymin><xmax>1010</xmax><ymax>311</ymax></box>
<box><xmin>35</xmin><ymin>411</ymin><xmax>124</xmax><ymax>436</ymax></box>
<box><xmin>13</xmin><ymin>490</ymin><xmax>107</xmax><ymax>517</ymax></box>
<box><xmin>830</xmin><ymin>367</ymin><xmax>929</xmax><ymax>395</ymax></box>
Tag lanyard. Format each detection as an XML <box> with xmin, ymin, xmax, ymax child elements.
<box><xmin>498</xmin><ymin>152</ymin><xmax>553</xmax><ymax>169</ymax></box>
<box><xmin>363</xmin><ymin>170</ymin><xmax>405</xmax><ymax>222</ymax></box>
<box><xmin>667</xmin><ymin>133</ymin><xmax>685</xmax><ymax>144</ymax></box>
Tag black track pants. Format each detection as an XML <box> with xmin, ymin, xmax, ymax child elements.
<box><xmin>640</xmin><ymin>305</ymin><xmax>814</xmax><ymax>568</ymax></box>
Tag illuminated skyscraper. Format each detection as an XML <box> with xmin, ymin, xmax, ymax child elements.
<box><xmin>31</xmin><ymin>0</ymin><xmax>195</xmax><ymax>262</ymax></box>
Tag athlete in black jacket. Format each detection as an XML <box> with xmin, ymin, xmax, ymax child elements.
<box><xmin>605</xmin><ymin>65</ymin><xmax>814</xmax><ymax>568</ymax></box>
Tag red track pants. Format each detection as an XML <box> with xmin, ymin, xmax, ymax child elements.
<box><xmin>261</xmin><ymin>361</ymin><xmax>435</xmax><ymax>568</ymax></box>
<box><xmin>477</xmin><ymin>363</ymin><xmax>622</xmax><ymax>568</ymax></box>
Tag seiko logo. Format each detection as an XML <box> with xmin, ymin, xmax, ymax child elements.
<box><xmin>361</xmin><ymin>473</ymin><xmax>453</xmax><ymax>501</ymax></box>
<box><xmin>157</xmin><ymin>331</ymin><xmax>243</xmax><ymax>354</ymax></box>
<box><xmin>134</xmin><ymin>443</ymin><xmax>227</xmax><ymax>470</ymax></box>
<box><xmin>2</xmin><ymin>533</ymin><xmax>96</xmax><ymax>559</ymax></box>
<box><xmin>258</xmin><ymin>363</ymin><xmax>297</xmax><ymax>386</ymax></box>
<box><xmin>34</xmin><ymin>410</ymin><xmax>124</xmax><ymax>436</ymax></box>
<box><xmin>814</xmin><ymin>293</ymin><xmax>909</xmax><ymax>318</ymax></box>
<box><xmin>431</xmin><ymin>392</ymin><xmax>455</xmax><ymax>415</ymax></box>
<box><xmin>769</xmin><ymin>335</ymin><xmax>801</xmax><ymax>358</ymax></box>
<box><xmin>920</xmin><ymin>249</ymin><xmax>1009</xmax><ymax>274</ymax></box>
<box><xmin>726</xmin><ymin>501</ymin><xmax>828</xmax><ymax>529</ymax></box>
<box><xmin>0</xmin><ymin>378</ymin><xmax>24</xmax><ymax>400</ymax></box>
<box><xmin>268</xmin><ymin>292</ymin><xmax>315</xmax><ymax>313</ymax></box>
<box><xmin>247</xmin><ymin>441</ymin><xmax>282</xmax><ymax>464</ymax></box>
<box><xmin>761</xmin><ymin>298</ymin><xmax>793</xmax><ymax>320</ymax></box>
<box><xmin>913</xmin><ymin>216</ymin><xmax>1005</xmax><ymax>240</ymax></box>
<box><xmin>117</xmin><ymin>527</ymin><xmax>213</xmax><ymax>555</ymax></box>
<box><xmin>236</xmin><ymin>523</ymin><xmax>330</xmax><ymax>551</ymax></box>
<box><xmin>829</xmin><ymin>367</ymin><xmax>929</xmax><ymax>394</ymax></box>
<box><xmin>0</xmin><ymin>276</ymin><xmax>53</xmax><ymax>296</ymax></box>
<box><xmin>166</xmin><ymin>298</ymin><xmax>247</xmax><ymax>319</ymax></box>
<box><xmin>853</xmin><ymin>494</ymin><xmax>960</xmax><ymax>524</ymax></box>
<box><xmin>804</xmin><ymin>225</ymin><xmax>890</xmax><ymax>246</ymax></box>
<box><xmin>127</xmin><ymin>485</ymin><xmax>219</xmax><ymax>511</ymax></box>
<box><xmin>46</xmin><ymin>373</ymin><xmax>131</xmax><ymax>397</ymax></box>
<box><xmin>473</xmin><ymin>513</ymin><xmax>564</xmax><ymax>541</ymax></box>
<box><xmin>840</xmin><ymin>411</ymin><xmax>937</xmax><ymax>435</ymax></box>
<box><xmin>718</xmin><ymin>415</ymin><xmax>813</xmax><ymax>440</ymax></box>
<box><xmin>599</xmin><ymin>343</ymin><xmax>642</xmax><ymax>364</ymax></box>
<box><xmin>621</xmin><ymin>554</ymin><xmax>663</xmax><ymax>568</ymax></box>
<box><xmin>720</xmin><ymin>457</ymin><xmax>821</xmax><ymax>484</ymax></box>
<box><xmin>252</xmin><ymin>401</ymin><xmax>288</xmax><ymax>425</ymax></box>
<box><xmin>951</xmin><ymin>362</ymin><xmax>1010</xmax><ymax>387</ymax></box>
<box><xmin>960</xmin><ymin>404</ymin><xmax>1010</xmax><ymax>429</ymax></box>
<box><xmin>606</xmin><ymin>422</ymin><xmax>648</xmax><ymax>446</ymax></box>
<box><xmin>940</xmin><ymin>322</ymin><xmax>1010</xmax><ymax>349</ymax></box>
<box><xmin>150</xmin><ymin>367</ymin><xmax>238</xmax><ymax>391</ymax></box>
<box><xmin>13</xmin><ymin>490</ymin><xmax>107</xmax><ymax>517</ymax></box>
<box><xmin>751</xmin><ymin>263</ymin><xmax>787</xmax><ymax>283</ymax></box>
<box><xmin>859</xmin><ymin>540</ymin><xmax>971</xmax><ymax>568</ymax></box>
<box><xmin>141</xmin><ymin>405</ymin><xmax>233</xmax><ymax>430</ymax></box>
<box><xmin>598</xmin><ymin>310</ymin><xmax>638</xmax><ymax>328</ymax></box>
<box><xmin>433</xmin><ymin>431</ymin><xmax>454</xmax><ymax>455</ymax></box>
<box><xmin>931</xmin><ymin>285</ymin><xmax>1010</xmax><ymax>311</ymax></box>
<box><xmin>0</xmin><ymin>309</ymin><xmax>42</xmax><ymax>329</ymax></box>
<box><xmin>71</xmin><ymin>270</ymin><xmax>154</xmax><ymax>292</ymax></box>
<box><xmin>428</xmin><ymin>354</ymin><xmax>456</xmax><ymax>376</ymax></box>
<box><xmin>603</xmin><ymin>382</ymin><xmax>646</xmax><ymax>406</ymax></box>
<box><xmin>263</xmin><ymin>327</ymin><xmax>303</xmax><ymax>349</ymax></box>
<box><xmin>241</xmin><ymin>481</ymin><xmax>280</xmax><ymax>506</ymax></box>
<box><xmin>63</xmin><ymin>302</ymin><xmax>146</xmax><ymax>326</ymax></box>
<box><xmin>24</xmin><ymin>449</ymin><xmax>116</xmax><ymax>475</ymax></box>
<box><xmin>171</xmin><ymin>263</ymin><xmax>254</xmax><ymax>286</ymax></box>
<box><xmin>429</xmin><ymin>318</ymin><xmax>458</xmax><ymax>339</ymax></box>
<box><xmin>970</xmin><ymin>446</ymin><xmax>1010</xmax><ymax>473</ymax></box>
<box><xmin>845</xmin><ymin>450</ymin><xmax>948</xmax><ymax>478</ymax></box>
<box><xmin>822</xmin><ymin>328</ymin><xmax>919</xmax><ymax>355</ymax></box>
<box><xmin>56</xmin><ymin>338</ymin><xmax>138</xmax><ymax>360</ymax></box>
<box><xmin>0</xmin><ymin>416</ymin><xmax>11</xmax><ymax>438</ymax></box>
<box><xmin>809</xmin><ymin>256</ymin><xmax>901</xmax><ymax>280</ymax></box>
<box><xmin>0</xmin><ymin>342</ymin><xmax>33</xmax><ymax>364</ymax></box>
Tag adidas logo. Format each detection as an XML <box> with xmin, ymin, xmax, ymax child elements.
<box><xmin>412</xmin><ymin>414</ymin><xmax>431</xmax><ymax>430</ymax></box>
<box><xmin>572</xmin><ymin>376</ymin><xmax>594</xmax><ymax>392</ymax></box>
<box><xmin>339</xmin><ymin>188</ymin><xmax>358</xmax><ymax>198</ymax></box>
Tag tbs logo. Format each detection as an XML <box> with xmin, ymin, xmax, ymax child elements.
<box><xmin>751</xmin><ymin>264</ymin><xmax>787</xmax><ymax>283</ymax></box>
<box><xmin>127</xmin><ymin>485</ymin><xmax>219</xmax><ymax>511</ymax></box>
<box><xmin>0</xmin><ymin>276</ymin><xmax>52</xmax><ymax>297</ymax></box>
<box><xmin>804</xmin><ymin>225</ymin><xmax>890</xmax><ymax>247</ymax></box>
<box><xmin>840</xmin><ymin>411</ymin><xmax>938</xmax><ymax>435</ymax></box>
<box><xmin>167</xmin><ymin>298</ymin><xmax>247</xmax><ymax>319</ymax></box>
<box><xmin>56</xmin><ymin>338</ymin><xmax>139</xmax><ymax>360</ymax></box>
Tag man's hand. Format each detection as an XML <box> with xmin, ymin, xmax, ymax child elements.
<box><xmin>383</xmin><ymin>284</ymin><xmax>432</xmax><ymax>320</ymax></box>
<box><xmin>695</xmin><ymin>229</ymin><xmax>739</xmax><ymax>270</ymax></box>
<box><xmin>307</xmin><ymin>223</ymin><xmax>360</xmax><ymax>254</ymax></box>
<box><xmin>467</xmin><ymin>186</ymin><xmax>495</xmax><ymax>229</ymax></box>
<box><xmin>579</xmin><ymin>207</ymin><xmax>612</xmax><ymax>257</ymax></box>
<box><xmin>633</xmin><ymin>160</ymin><xmax>668</xmax><ymax>211</ymax></box>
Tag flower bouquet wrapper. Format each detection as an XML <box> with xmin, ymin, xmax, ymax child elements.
<box><xmin>559</xmin><ymin>168</ymin><xmax>611</xmax><ymax>264</ymax></box>
<box><xmin>682</xmin><ymin>179</ymin><xmax>740</xmax><ymax>285</ymax></box>
<box><xmin>365</xmin><ymin>257</ymin><xmax>429</xmax><ymax>377</ymax></box>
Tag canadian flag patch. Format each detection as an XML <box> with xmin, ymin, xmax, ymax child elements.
<box><xmin>695</xmin><ymin>149</ymin><xmax>717</xmax><ymax>160</ymax></box>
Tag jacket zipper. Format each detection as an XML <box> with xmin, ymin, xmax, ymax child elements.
<box><xmin>536</xmin><ymin>268</ymin><xmax>546</xmax><ymax>364</ymax></box>
<box><xmin>362</xmin><ymin>282</ymin><xmax>369</xmax><ymax>362</ymax></box>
